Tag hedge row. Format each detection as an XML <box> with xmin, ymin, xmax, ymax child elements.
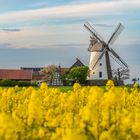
<box><xmin>0</xmin><ymin>79</ymin><xmax>38</xmax><ymax>87</ymax></box>
<box><xmin>85</xmin><ymin>79</ymin><xmax>124</xmax><ymax>86</ymax></box>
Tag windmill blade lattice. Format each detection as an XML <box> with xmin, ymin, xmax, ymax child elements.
<box><xmin>108</xmin><ymin>23</ymin><xmax>124</xmax><ymax>45</ymax></box>
<box><xmin>86</xmin><ymin>22</ymin><xmax>104</xmax><ymax>41</ymax></box>
<box><xmin>109</xmin><ymin>48</ymin><xmax>128</xmax><ymax>68</ymax></box>
<box><xmin>84</xmin><ymin>23</ymin><xmax>104</xmax><ymax>44</ymax></box>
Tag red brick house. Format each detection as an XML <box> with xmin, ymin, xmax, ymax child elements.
<box><xmin>0</xmin><ymin>69</ymin><xmax>32</xmax><ymax>81</ymax></box>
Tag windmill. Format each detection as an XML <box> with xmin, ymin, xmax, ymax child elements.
<box><xmin>84</xmin><ymin>22</ymin><xmax>129</xmax><ymax>80</ymax></box>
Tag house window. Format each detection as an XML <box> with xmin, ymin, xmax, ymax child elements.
<box><xmin>99</xmin><ymin>72</ymin><xmax>102</xmax><ymax>78</ymax></box>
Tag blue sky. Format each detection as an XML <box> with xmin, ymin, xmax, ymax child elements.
<box><xmin>0</xmin><ymin>0</ymin><xmax>140</xmax><ymax>82</ymax></box>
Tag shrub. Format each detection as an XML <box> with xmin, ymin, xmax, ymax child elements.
<box><xmin>0</xmin><ymin>80</ymin><xmax>38</xmax><ymax>87</ymax></box>
<box><xmin>63</xmin><ymin>66</ymin><xmax>88</xmax><ymax>85</ymax></box>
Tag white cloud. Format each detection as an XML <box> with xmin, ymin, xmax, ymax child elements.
<box><xmin>0</xmin><ymin>0</ymin><xmax>139</xmax><ymax>49</ymax></box>
<box><xmin>0</xmin><ymin>0</ymin><xmax>139</xmax><ymax>24</ymax></box>
<box><xmin>0</xmin><ymin>25</ymin><xmax>88</xmax><ymax>49</ymax></box>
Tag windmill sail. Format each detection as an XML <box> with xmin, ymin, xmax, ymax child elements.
<box><xmin>85</xmin><ymin>22</ymin><xmax>104</xmax><ymax>41</ymax></box>
<box><xmin>108</xmin><ymin>23</ymin><xmax>124</xmax><ymax>45</ymax></box>
<box><xmin>84</xmin><ymin>23</ymin><xmax>104</xmax><ymax>44</ymax></box>
<box><xmin>110</xmin><ymin>48</ymin><xmax>128</xmax><ymax>68</ymax></box>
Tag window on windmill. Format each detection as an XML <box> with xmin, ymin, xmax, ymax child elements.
<box><xmin>93</xmin><ymin>71</ymin><xmax>95</xmax><ymax>74</ymax></box>
<box><xmin>99</xmin><ymin>63</ymin><xmax>102</xmax><ymax>66</ymax></box>
<box><xmin>99</xmin><ymin>72</ymin><xmax>102</xmax><ymax>78</ymax></box>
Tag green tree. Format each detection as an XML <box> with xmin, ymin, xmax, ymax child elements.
<box><xmin>41</xmin><ymin>65</ymin><xmax>57</xmax><ymax>85</ymax></box>
<box><xmin>67</xmin><ymin>66</ymin><xmax>88</xmax><ymax>84</ymax></box>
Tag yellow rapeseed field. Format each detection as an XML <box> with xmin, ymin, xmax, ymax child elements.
<box><xmin>0</xmin><ymin>80</ymin><xmax>140</xmax><ymax>140</ymax></box>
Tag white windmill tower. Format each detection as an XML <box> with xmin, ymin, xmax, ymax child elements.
<box><xmin>84</xmin><ymin>22</ymin><xmax>128</xmax><ymax>80</ymax></box>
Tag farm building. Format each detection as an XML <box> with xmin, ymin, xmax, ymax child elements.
<box><xmin>0</xmin><ymin>69</ymin><xmax>32</xmax><ymax>81</ymax></box>
<box><xmin>70</xmin><ymin>58</ymin><xmax>85</xmax><ymax>69</ymax></box>
<box><xmin>0</xmin><ymin>58</ymin><xmax>85</xmax><ymax>85</ymax></box>
<box><xmin>21</xmin><ymin>67</ymin><xmax>45</xmax><ymax>81</ymax></box>
<box><xmin>21</xmin><ymin>58</ymin><xmax>85</xmax><ymax>85</ymax></box>
<box><xmin>21</xmin><ymin>65</ymin><xmax>69</xmax><ymax>85</ymax></box>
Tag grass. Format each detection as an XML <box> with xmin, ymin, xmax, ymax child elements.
<box><xmin>53</xmin><ymin>86</ymin><xmax>73</xmax><ymax>92</ymax></box>
<box><xmin>48</xmin><ymin>86</ymin><xmax>73</xmax><ymax>92</ymax></box>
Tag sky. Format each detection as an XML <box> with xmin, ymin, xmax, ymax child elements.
<box><xmin>0</xmin><ymin>0</ymin><xmax>140</xmax><ymax>82</ymax></box>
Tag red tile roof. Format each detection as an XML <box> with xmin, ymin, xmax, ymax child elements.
<box><xmin>60</xmin><ymin>68</ymin><xmax>69</xmax><ymax>75</ymax></box>
<box><xmin>0</xmin><ymin>69</ymin><xmax>32</xmax><ymax>80</ymax></box>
